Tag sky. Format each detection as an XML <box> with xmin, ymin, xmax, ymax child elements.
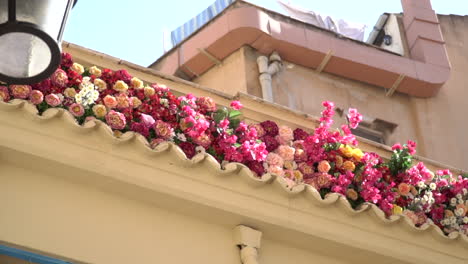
<box><xmin>63</xmin><ymin>0</ymin><xmax>468</xmax><ymax>67</ymax></box>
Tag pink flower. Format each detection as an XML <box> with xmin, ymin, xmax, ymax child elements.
<box><xmin>407</xmin><ymin>140</ymin><xmax>417</xmax><ymax>155</ymax></box>
<box><xmin>276</xmin><ymin>145</ymin><xmax>295</xmax><ymax>161</ymax></box>
<box><xmin>0</xmin><ymin>86</ymin><xmax>10</xmax><ymax>102</ymax></box>
<box><xmin>116</xmin><ymin>93</ymin><xmax>132</xmax><ymax>109</ymax></box>
<box><xmin>192</xmin><ymin>132</ymin><xmax>213</xmax><ymax>148</ymax></box>
<box><xmin>51</xmin><ymin>68</ymin><xmax>68</xmax><ymax>88</ymax></box>
<box><xmin>197</xmin><ymin>96</ymin><xmax>217</xmax><ymax>112</ymax></box>
<box><xmin>150</xmin><ymin>138</ymin><xmax>166</xmax><ymax>148</ymax></box>
<box><xmin>69</xmin><ymin>103</ymin><xmax>85</xmax><ymax>117</ymax></box>
<box><xmin>392</xmin><ymin>143</ymin><xmax>402</xmax><ymax>151</ymax></box>
<box><xmin>277</xmin><ymin>125</ymin><xmax>294</xmax><ymax>145</ymax></box>
<box><xmin>10</xmin><ymin>85</ymin><xmax>32</xmax><ymax>99</ymax></box>
<box><xmin>347</xmin><ymin>108</ymin><xmax>362</xmax><ymax>129</ymax></box>
<box><xmin>45</xmin><ymin>93</ymin><xmax>62</xmax><ymax>106</ymax></box>
<box><xmin>103</xmin><ymin>95</ymin><xmax>118</xmax><ymax>109</ymax></box>
<box><xmin>29</xmin><ymin>90</ymin><xmax>44</xmax><ymax>105</ymax></box>
<box><xmin>266</xmin><ymin>153</ymin><xmax>284</xmax><ymax>167</ymax></box>
<box><xmin>219</xmin><ymin>119</ymin><xmax>230</xmax><ymax>130</ymax></box>
<box><xmin>230</xmin><ymin>100</ymin><xmax>243</xmax><ymax>110</ymax></box>
<box><xmin>154</xmin><ymin>120</ymin><xmax>174</xmax><ymax>140</ymax></box>
<box><xmin>105</xmin><ymin>110</ymin><xmax>126</xmax><ymax>130</ymax></box>
<box><xmin>250</xmin><ymin>124</ymin><xmax>265</xmax><ymax>137</ymax></box>
<box><xmin>267</xmin><ymin>165</ymin><xmax>285</xmax><ymax>177</ymax></box>
<box><xmin>140</xmin><ymin>113</ymin><xmax>155</xmax><ymax>128</ymax></box>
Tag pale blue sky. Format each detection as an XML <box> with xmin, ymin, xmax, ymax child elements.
<box><xmin>63</xmin><ymin>0</ymin><xmax>467</xmax><ymax>67</ymax></box>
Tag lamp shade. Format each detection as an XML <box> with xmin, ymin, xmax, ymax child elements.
<box><xmin>0</xmin><ymin>0</ymin><xmax>76</xmax><ymax>84</ymax></box>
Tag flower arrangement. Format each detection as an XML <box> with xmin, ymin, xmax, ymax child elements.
<box><xmin>0</xmin><ymin>53</ymin><xmax>467</xmax><ymax>236</ymax></box>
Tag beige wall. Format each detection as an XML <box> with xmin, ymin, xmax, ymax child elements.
<box><xmin>193</xmin><ymin>16</ymin><xmax>468</xmax><ymax>171</ymax></box>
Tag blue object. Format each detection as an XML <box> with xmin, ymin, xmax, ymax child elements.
<box><xmin>0</xmin><ymin>244</ymin><xmax>72</xmax><ymax>264</ymax></box>
<box><xmin>171</xmin><ymin>0</ymin><xmax>235</xmax><ymax>46</ymax></box>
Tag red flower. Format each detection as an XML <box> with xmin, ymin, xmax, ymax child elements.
<box><xmin>179</xmin><ymin>142</ymin><xmax>196</xmax><ymax>159</ymax></box>
<box><xmin>293</xmin><ymin>128</ymin><xmax>309</xmax><ymax>141</ymax></box>
<box><xmin>260</xmin><ymin>120</ymin><xmax>279</xmax><ymax>137</ymax></box>
<box><xmin>60</xmin><ymin>52</ymin><xmax>73</xmax><ymax>68</ymax></box>
<box><xmin>247</xmin><ymin>161</ymin><xmax>265</xmax><ymax>177</ymax></box>
<box><xmin>262</xmin><ymin>135</ymin><xmax>279</xmax><ymax>152</ymax></box>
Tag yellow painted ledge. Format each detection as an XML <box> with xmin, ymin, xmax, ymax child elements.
<box><xmin>0</xmin><ymin>99</ymin><xmax>467</xmax><ymax>264</ymax></box>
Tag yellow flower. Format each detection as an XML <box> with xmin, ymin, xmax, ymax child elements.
<box><xmin>342</xmin><ymin>160</ymin><xmax>356</xmax><ymax>172</ymax></box>
<box><xmin>89</xmin><ymin>66</ymin><xmax>102</xmax><ymax>77</ymax></box>
<box><xmin>293</xmin><ymin>170</ymin><xmax>303</xmax><ymax>181</ymax></box>
<box><xmin>335</xmin><ymin>155</ymin><xmax>343</xmax><ymax>168</ymax></box>
<box><xmin>131</xmin><ymin>77</ymin><xmax>144</xmax><ymax>89</ymax></box>
<box><xmin>131</xmin><ymin>97</ymin><xmax>142</xmax><ymax>109</ymax></box>
<box><xmin>71</xmin><ymin>63</ymin><xmax>84</xmax><ymax>75</ymax></box>
<box><xmin>352</xmin><ymin>148</ymin><xmax>364</xmax><ymax>161</ymax></box>
<box><xmin>340</xmin><ymin>145</ymin><xmax>354</xmax><ymax>158</ymax></box>
<box><xmin>94</xmin><ymin>78</ymin><xmax>107</xmax><ymax>91</ymax></box>
<box><xmin>63</xmin><ymin>87</ymin><xmax>77</xmax><ymax>98</ymax></box>
<box><xmin>92</xmin><ymin>104</ymin><xmax>107</xmax><ymax>118</ymax></box>
<box><xmin>113</xmin><ymin>80</ymin><xmax>128</xmax><ymax>93</ymax></box>
<box><xmin>392</xmin><ymin>205</ymin><xmax>403</xmax><ymax>215</ymax></box>
<box><xmin>144</xmin><ymin>86</ymin><xmax>155</xmax><ymax>97</ymax></box>
<box><xmin>113</xmin><ymin>130</ymin><xmax>123</xmax><ymax>138</ymax></box>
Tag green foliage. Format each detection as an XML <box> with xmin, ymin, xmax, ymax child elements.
<box><xmin>387</xmin><ymin>147</ymin><xmax>413</xmax><ymax>176</ymax></box>
<box><xmin>323</xmin><ymin>142</ymin><xmax>341</xmax><ymax>152</ymax></box>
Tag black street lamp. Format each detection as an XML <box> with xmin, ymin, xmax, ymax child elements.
<box><xmin>0</xmin><ymin>0</ymin><xmax>77</xmax><ymax>84</ymax></box>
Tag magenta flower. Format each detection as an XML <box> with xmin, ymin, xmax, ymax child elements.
<box><xmin>407</xmin><ymin>140</ymin><xmax>417</xmax><ymax>155</ymax></box>
<box><xmin>347</xmin><ymin>108</ymin><xmax>362</xmax><ymax>129</ymax></box>
<box><xmin>105</xmin><ymin>110</ymin><xmax>126</xmax><ymax>130</ymax></box>
<box><xmin>69</xmin><ymin>103</ymin><xmax>85</xmax><ymax>117</ymax></box>
<box><xmin>230</xmin><ymin>100</ymin><xmax>243</xmax><ymax>110</ymax></box>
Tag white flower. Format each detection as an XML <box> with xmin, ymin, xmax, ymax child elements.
<box><xmin>463</xmin><ymin>188</ymin><xmax>468</xmax><ymax>195</ymax></box>
<box><xmin>450</xmin><ymin>198</ymin><xmax>457</xmax><ymax>206</ymax></box>
<box><xmin>455</xmin><ymin>208</ymin><xmax>465</xmax><ymax>217</ymax></box>
<box><xmin>176</xmin><ymin>133</ymin><xmax>187</xmax><ymax>142</ymax></box>
<box><xmin>459</xmin><ymin>199</ymin><xmax>464</xmax><ymax>205</ymax></box>
<box><xmin>195</xmin><ymin>146</ymin><xmax>206</xmax><ymax>154</ymax></box>
<box><xmin>456</xmin><ymin>193</ymin><xmax>462</xmax><ymax>199</ymax></box>
<box><xmin>75</xmin><ymin>83</ymin><xmax>99</xmax><ymax>107</ymax></box>
<box><xmin>160</xmin><ymin>98</ymin><xmax>169</xmax><ymax>107</ymax></box>
<box><xmin>463</xmin><ymin>217</ymin><xmax>468</xmax><ymax>224</ymax></box>
<box><xmin>450</xmin><ymin>216</ymin><xmax>457</xmax><ymax>224</ymax></box>
<box><xmin>417</xmin><ymin>181</ymin><xmax>426</xmax><ymax>188</ymax></box>
<box><xmin>429</xmin><ymin>182</ymin><xmax>436</xmax><ymax>190</ymax></box>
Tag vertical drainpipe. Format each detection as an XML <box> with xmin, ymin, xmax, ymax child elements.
<box><xmin>257</xmin><ymin>51</ymin><xmax>283</xmax><ymax>102</ymax></box>
<box><xmin>234</xmin><ymin>225</ymin><xmax>262</xmax><ymax>264</ymax></box>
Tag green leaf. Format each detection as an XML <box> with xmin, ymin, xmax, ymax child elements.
<box><xmin>228</xmin><ymin>110</ymin><xmax>242</xmax><ymax>119</ymax></box>
<box><xmin>229</xmin><ymin>119</ymin><xmax>241</xmax><ymax>130</ymax></box>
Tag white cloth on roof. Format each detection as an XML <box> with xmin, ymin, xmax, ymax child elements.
<box><xmin>277</xmin><ymin>0</ymin><xmax>366</xmax><ymax>41</ymax></box>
